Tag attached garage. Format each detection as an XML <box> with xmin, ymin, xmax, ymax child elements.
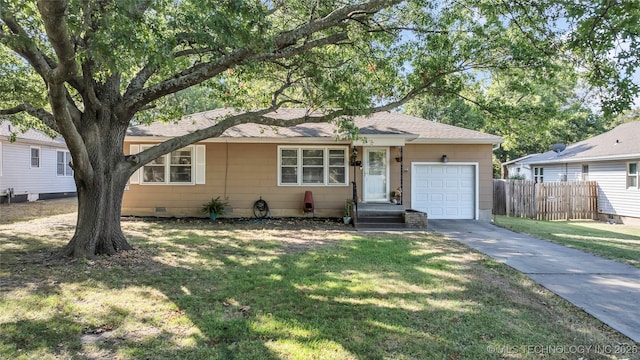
<box><xmin>411</xmin><ymin>163</ymin><xmax>477</xmax><ymax>219</ymax></box>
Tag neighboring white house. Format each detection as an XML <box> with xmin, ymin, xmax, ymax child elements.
<box><xmin>502</xmin><ymin>121</ymin><xmax>640</xmax><ymax>222</ymax></box>
<box><xmin>502</xmin><ymin>153</ymin><xmax>540</xmax><ymax>180</ymax></box>
<box><xmin>0</xmin><ymin>121</ymin><xmax>76</xmax><ymax>204</ymax></box>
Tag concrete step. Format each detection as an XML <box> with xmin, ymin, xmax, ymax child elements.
<box><xmin>355</xmin><ymin>211</ymin><xmax>405</xmax><ymax>230</ymax></box>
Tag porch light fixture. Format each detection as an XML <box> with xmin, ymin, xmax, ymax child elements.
<box><xmin>394</xmin><ymin>147</ymin><xmax>403</xmax><ymax>162</ymax></box>
<box><xmin>441</xmin><ymin>154</ymin><xmax>448</xmax><ymax>163</ymax></box>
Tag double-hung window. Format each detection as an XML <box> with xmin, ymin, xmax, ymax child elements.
<box><xmin>582</xmin><ymin>165</ymin><xmax>589</xmax><ymax>181</ymax></box>
<box><xmin>57</xmin><ymin>151</ymin><xmax>73</xmax><ymax>176</ymax></box>
<box><xmin>30</xmin><ymin>147</ymin><xmax>40</xmax><ymax>168</ymax></box>
<box><xmin>533</xmin><ymin>167</ymin><xmax>544</xmax><ymax>183</ymax></box>
<box><xmin>627</xmin><ymin>162</ymin><xmax>638</xmax><ymax>189</ymax></box>
<box><xmin>278</xmin><ymin>146</ymin><xmax>348</xmax><ymax>186</ymax></box>
<box><xmin>141</xmin><ymin>146</ymin><xmax>194</xmax><ymax>184</ymax></box>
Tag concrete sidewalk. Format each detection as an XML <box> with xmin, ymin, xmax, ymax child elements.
<box><xmin>429</xmin><ymin>219</ymin><xmax>640</xmax><ymax>343</ymax></box>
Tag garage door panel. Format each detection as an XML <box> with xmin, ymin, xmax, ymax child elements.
<box><xmin>460</xmin><ymin>179</ymin><xmax>473</xmax><ymax>187</ymax></box>
<box><xmin>445</xmin><ymin>180</ymin><xmax>460</xmax><ymax>189</ymax></box>
<box><xmin>445</xmin><ymin>193</ymin><xmax>460</xmax><ymax>202</ymax></box>
<box><xmin>412</xmin><ymin>164</ymin><xmax>475</xmax><ymax>220</ymax></box>
<box><xmin>446</xmin><ymin>167</ymin><xmax>461</xmax><ymax>175</ymax></box>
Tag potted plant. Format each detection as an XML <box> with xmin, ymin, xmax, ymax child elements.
<box><xmin>392</xmin><ymin>187</ymin><xmax>402</xmax><ymax>204</ymax></box>
<box><xmin>343</xmin><ymin>199</ymin><xmax>353</xmax><ymax>224</ymax></box>
<box><xmin>201</xmin><ymin>196</ymin><xmax>228</xmax><ymax>221</ymax></box>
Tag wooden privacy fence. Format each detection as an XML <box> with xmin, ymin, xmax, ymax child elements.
<box><xmin>493</xmin><ymin>180</ymin><xmax>598</xmax><ymax>220</ymax></box>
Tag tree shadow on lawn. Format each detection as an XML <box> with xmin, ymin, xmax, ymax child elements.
<box><xmin>498</xmin><ymin>219</ymin><xmax>640</xmax><ymax>268</ymax></box>
<box><xmin>1</xmin><ymin>222</ymin><xmax>635</xmax><ymax>359</ymax></box>
<box><xmin>548</xmin><ymin>223</ymin><xmax>640</xmax><ymax>267</ymax></box>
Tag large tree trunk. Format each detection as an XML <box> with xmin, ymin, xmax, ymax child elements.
<box><xmin>62</xmin><ymin>109</ymin><xmax>134</xmax><ymax>258</ymax></box>
<box><xmin>62</xmin><ymin>169</ymin><xmax>132</xmax><ymax>258</ymax></box>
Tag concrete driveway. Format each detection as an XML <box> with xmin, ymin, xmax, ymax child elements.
<box><xmin>429</xmin><ymin>219</ymin><xmax>640</xmax><ymax>343</ymax></box>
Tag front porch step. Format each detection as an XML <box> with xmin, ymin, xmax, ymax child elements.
<box><xmin>354</xmin><ymin>203</ymin><xmax>406</xmax><ymax>229</ymax></box>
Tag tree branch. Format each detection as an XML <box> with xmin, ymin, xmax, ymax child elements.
<box><xmin>35</xmin><ymin>0</ymin><xmax>93</xmax><ymax>183</ymax></box>
<box><xmin>120</xmin><ymin>0</ymin><xmax>400</xmax><ymax>119</ymax></box>
<box><xmin>129</xmin><ymin>78</ymin><xmax>432</xmax><ymax>173</ymax></box>
<box><xmin>0</xmin><ymin>10</ymin><xmax>53</xmax><ymax>78</ymax></box>
<box><xmin>0</xmin><ymin>104</ymin><xmax>58</xmax><ymax>132</ymax></box>
<box><xmin>37</xmin><ymin>0</ymin><xmax>78</xmax><ymax>83</ymax></box>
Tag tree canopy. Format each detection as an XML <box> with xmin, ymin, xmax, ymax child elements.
<box><xmin>0</xmin><ymin>0</ymin><xmax>638</xmax><ymax>257</ymax></box>
<box><xmin>406</xmin><ymin>63</ymin><xmax>614</xmax><ymax>167</ymax></box>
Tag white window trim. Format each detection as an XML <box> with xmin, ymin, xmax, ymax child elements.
<box><xmin>627</xmin><ymin>161</ymin><xmax>638</xmax><ymax>189</ymax></box>
<box><xmin>277</xmin><ymin>145</ymin><xmax>349</xmax><ymax>186</ymax></box>
<box><xmin>581</xmin><ymin>164</ymin><xmax>589</xmax><ymax>181</ymax></box>
<box><xmin>56</xmin><ymin>150</ymin><xmax>73</xmax><ymax>177</ymax></box>
<box><xmin>140</xmin><ymin>145</ymin><xmax>196</xmax><ymax>185</ymax></box>
<box><xmin>30</xmin><ymin>146</ymin><xmax>40</xmax><ymax>169</ymax></box>
<box><xmin>533</xmin><ymin>166</ymin><xmax>544</xmax><ymax>183</ymax></box>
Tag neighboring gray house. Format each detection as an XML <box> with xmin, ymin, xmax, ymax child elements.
<box><xmin>0</xmin><ymin>121</ymin><xmax>76</xmax><ymax>204</ymax></box>
<box><xmin>504</xmin><ymin>121</ymin><xmax>640</xmax><ymax>222</ymax></box>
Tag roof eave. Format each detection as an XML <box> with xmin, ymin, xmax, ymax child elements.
<box><xmin>0</xmin><ymin>135</ymin><xmax>67</xmax><ymax>147</ymax></box>
<box><xmin>125</xmin><ymin>134</ymin><xmax>501</xmax><ymax>146</ymax></box>
<box><xmin>408</xmin><ymin>137</ymin><xmax>503</xmax><ymax>145</ymax></box>
<box><xmin>527</xmin><ymin>153</ymin><xmax>640</xmax><ymax>165</ymax></box>
<box><xmin>125</xmin><ymin>135</ymin><xmax>353</xmax><ymax>144</ymax></box>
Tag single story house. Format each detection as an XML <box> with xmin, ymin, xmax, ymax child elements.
<box><xmin>123</xmin><ymin>109</ymin><xmax>502</xmax><ymax>220</ymax></box>
<box><xmin>501</xmin><ymin>153</ymin><xmax>540</xmax><ymax>180</ymax></box>
<box><xmin>504</xmin><ymin>121</ymin><xmax>640</xmax><ymax>222</ymax></box>
<box><xmin>0</xmin><ymin>121</ymin><xmax>76</xmax><ymax>204</ymax></box>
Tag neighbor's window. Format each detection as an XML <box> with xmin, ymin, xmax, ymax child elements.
<box><xmin>582</xmin><ymin>164</ymin><xmax>589</xmax><ymax>181</ymax></box>
<box><xmin>627</xmin><ymin>162</ymin><xmax>638</xmax><ymax>189</ymax></box>
<box><xmin>279</xmin><ymin>146</ymin><xmax>348</xmax><ymax>186</ymax></box>
<box><xmin>141</xmin><ymin>146</ymin><xmax>193</xmax><ymax>184</ymax></box>
<box><xmin>533</xmin><ymin>167</ymin><xmax>544</xmax><ymax>183</ymax></box>
<box><xmin>30</xmin><ymin>147</ymin><xmax>40</xmax><ymax>168</ymax></box>
<box><xmin>57</xmin><ymin>151</ymin><xmax>73</xmax><ymax>176</ymax></box>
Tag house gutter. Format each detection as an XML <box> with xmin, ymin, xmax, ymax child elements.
<box><xmin>125</xmin><ymin>134</ymin><xmax>503</xmax><ymax>146</ymax></box>
<box><xmin>0</xmin><ymin>135</ymin><xmax>68</xmax><ymax>148</ymax></box>
<box><xmin>526</xmin><ymin>153</ymin><xmax>640</xmax><ymax>165</ymax></box>
<box><xmin>125</xmin><ymin>136</ymin><xmax>352</xmax><ymax>144</ymax></box>
<box><xmin>409</xmin><ymin>138</ymin><xmax>503</xmax><ymax>145</ymax></box>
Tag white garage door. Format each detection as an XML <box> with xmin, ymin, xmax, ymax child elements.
<box><xmin>412</xmin><ymin>164</ymin><xmax>476</xmax><ymax>219</ymax></box>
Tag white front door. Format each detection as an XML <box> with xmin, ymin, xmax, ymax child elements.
<box><xmin>364</xmin><ymin>148</ymin><xmax>389</xmax><ymax>202</ymax></box>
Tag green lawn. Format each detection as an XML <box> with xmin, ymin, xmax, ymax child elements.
<box><xmin>494</xmin><ymin>216</ymin><xmax>640</xmax><ymax>268</ymax></box>
<box><xmin>1</xmin><ymin>218</ymin><xmax>637</xmax><ymax>359</ymax></box>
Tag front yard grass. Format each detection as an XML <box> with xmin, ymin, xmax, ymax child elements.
<box><xmin>494</xmin><ymin>216</ymin><xmax>640</xmax><ymax>269</ymax></box>
<box><xmin>1</xmin><ymin>217</ymin><xmax>638</xmax><ymax>359</ymax></box>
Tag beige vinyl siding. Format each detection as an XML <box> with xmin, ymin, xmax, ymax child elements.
<box><xmin>123</xmin><ymin>142</ymin><xmax>496</xmax><ymax>219</ymax></box>
<box><xmin>123</xmin><ymin>142</ymin><xmax>350</xmax><ymax>217</ymax></box>
<box><xmin>351</xmin><ymin>143</ymin><xmax>494</xmax><ymax>220</ymax></box>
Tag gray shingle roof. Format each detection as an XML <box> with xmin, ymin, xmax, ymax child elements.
<box><xmin>127</xmin><ymin>108</ymin><xmax>502</xmax><ymax>144</ymax></box>
<box><xmin>0</xmin><ymin>121</ymin><xmax>66</xmax><ymax>146</ymax></box>
<box><xmin>522</xmin><ymin>121</ymin><xmax>640</xmax><ymax>164</ymax></box>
